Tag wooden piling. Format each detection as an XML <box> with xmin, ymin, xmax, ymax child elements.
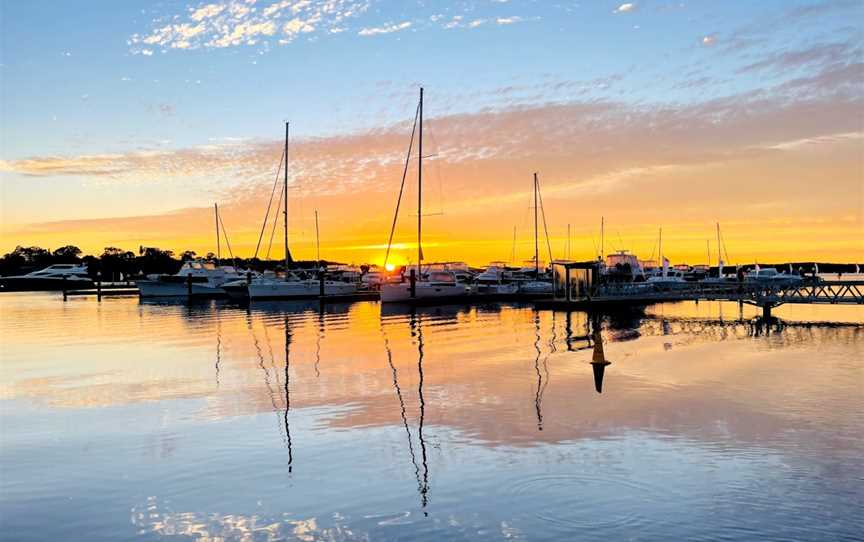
<box><xmin>319</xmin><ymin>268</ymin><xmax>325</xmax><ymax>298</ymax></box>
<box><xmin>409</xmin><ymin>269</ymin><xmax>416</xmax><ymax>298</ymax></box>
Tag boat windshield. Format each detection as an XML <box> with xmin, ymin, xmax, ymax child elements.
<box><xmin>428</xmin><ymin>271</ymin><xmax>456</xmax><ymax>283</ymax></box>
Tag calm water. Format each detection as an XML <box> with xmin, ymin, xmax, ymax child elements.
<box><xmin>1</xmin><ymin>293</ymin><xmax>862</xmax><ymax>541</ymax></box>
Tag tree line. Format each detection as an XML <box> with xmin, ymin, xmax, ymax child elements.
<box><xmin>0</xmin><ymin>245</ymin><xmax>337</xmax><ymax>279</ymax></box>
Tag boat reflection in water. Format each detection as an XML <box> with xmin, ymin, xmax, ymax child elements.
<box><xmin>2</xmin><ymin>294</ymin><xmax>862</xmax><ymax>541</ymax></box>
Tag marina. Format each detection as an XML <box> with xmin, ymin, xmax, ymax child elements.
<box><xmin>2</xmin><ymin>2</ymin><xmax>863</xmax><ymax>540</ymax></box>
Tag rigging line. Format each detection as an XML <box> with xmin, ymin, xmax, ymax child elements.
<box><xmin>536</xmin><ymin>176</ymin><xmax>553</xmax><ymax>265</ymax></box>
<box><xmin>424</xmin><ymin>118</ymin><xmax>446</xmax><ymax>216</ymax></box>
<box><xmin>218</xmin><ymin>213</ymin><xmax>235</xmax><ymax>261</ymax></box>
<box><xmin>265</xmin><ymin>187</ymin><xmax>284</xmax><ymax>261</ymax></box>
<box><xmin>384</xmin><ymin>101</ymin><xmax>421</xmax><ymax>268</ymax></box>
<box><xmin>721</xmin><ymin>230</ymin><xmax>731</xmax><ymax>264</ymax></box>
<box><xmin>254</xmin><ymin>149</ymin><xmax>286</xmax><ymax>259</ymax></box>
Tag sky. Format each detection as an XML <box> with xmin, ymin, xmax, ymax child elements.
<box><xmin>0</xmin><ymin>0</ymin><xmax>862</xmax><ymax>267</ymax></box>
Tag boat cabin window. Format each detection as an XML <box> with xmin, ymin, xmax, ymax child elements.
<box><xmin>428</xmin><ymin>271</ymin><xmax>456</xmax><ymax>283</ymax></box>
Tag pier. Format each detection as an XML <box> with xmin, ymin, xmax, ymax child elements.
<box><xmin>537</xmin><ymin>280</ymin><xmax>864</xmax><ymax>318</ymax></box>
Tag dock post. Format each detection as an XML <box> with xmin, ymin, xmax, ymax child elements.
<box><xmin>96</xmin><ymin>272</ymin><xmax>102</xmax><ymax>301</ymax></box>
<box><xmin>62</xmin><ymin>275</ymin><xmax>67</xmax><ymax>301</ymax></box>
<box><xmin>565</xmin><ymin>267</ymin><xmax>571</xmax><ymax>302</ymax></box>
<box><xmin>246</xmin><ymin>271</ymin><xmax>252</xmax><ymax>285</ymax></box>
<box><xmin>187</xmin><ymin>273</ymin><xmax>192</xmax><ymax>298</ymax></box>
<box><xmin>762</xmin><ymin>303</ymin><xmax>772</xmax><ymax>321</ymax></box>
<box><xmin>319</xmin><ymin>267</ymin><xmax>325</xmax><ymax>298</ymax></box>
<box><xmin>409</xmin><ymin>269</ymin><xmax>416</xmax><ymax>298</ymax></box>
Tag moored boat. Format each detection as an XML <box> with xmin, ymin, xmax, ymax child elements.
<box><xmin>0</xmin><ymin>263</ymin><xmax>93</xmax><ymax>291</ymax></box>
<box><xmin>136</xmin><ymin>261</ymin><xmax>242</xmax><ymax>297</ymax></box>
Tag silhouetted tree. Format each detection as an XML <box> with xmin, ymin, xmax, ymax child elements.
<box><xmin>136</xmin><ymin>247</ymin><xmax>181</xmax><ymax>275</ymax></box>
<box><xmin>52</xmin><ymin>245</ymin><xmax>82</xmax><ymax>262</ymax></box>
<box><xmin>181</xmin><ymin>250</ymin><xmax>197</xmax><ymax>261</ymax></box>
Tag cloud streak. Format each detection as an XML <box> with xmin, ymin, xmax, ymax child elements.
<box><xmin>129</xmin><ymin>0</ymin><xmax>372</xmax><ymax>53</ymax></box>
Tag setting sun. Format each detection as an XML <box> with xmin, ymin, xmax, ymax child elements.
<box><xmin>385</xmin><ymin>263</ymin><xmax>395</xmax><ymax>272</ymax></box>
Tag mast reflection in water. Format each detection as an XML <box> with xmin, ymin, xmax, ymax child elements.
<box><xmin>2</xmin><ymin>295</ymin><xmax>861</xmax><ymax>541</ymax></box>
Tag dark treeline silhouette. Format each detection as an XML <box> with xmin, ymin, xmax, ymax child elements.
<box><xmin>0</xmin><ymin>245</ymin><xmax>349</xmax><ymax>280</ymax></box>
<box><xmin>1</xmin><ymin>244</ymin><xmax>859</xmax><ymax>279</ymax></box>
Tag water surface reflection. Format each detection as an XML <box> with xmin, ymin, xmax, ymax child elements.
<box><xmin>1</xmin><ymin>294</ymin><xmax>861</xmax><ymax>541</ymax></box>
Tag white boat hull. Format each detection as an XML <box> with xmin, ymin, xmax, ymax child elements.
<box><xmin>248</xmin><ymin>281</ymin><xmax>357</xmax><ymax>300</ymax></box>
<box><xmin>136</xmin><ymin>280</ymin><xmax>226</xmax><ymax>297</ymax></box>
<box><xmin>518</xmin><ymin>281</ymin><xmax>553</xmax><ymax>295</ymax></box>
<box><xmin>380</xmin><ymin>281</ymin><xmax>469</xmax><ymax>303</ymax></box>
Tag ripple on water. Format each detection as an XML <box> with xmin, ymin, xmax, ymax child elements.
<box><xmin>500</xmin><ymin>471</ymin><xmax>679</xmax><ymax>534</ymax></box>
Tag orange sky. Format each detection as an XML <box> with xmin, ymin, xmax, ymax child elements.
<box><xmin>3</xmin><ymin>96</ymin><xmax>862</xmax><ymax>266</ymax></box>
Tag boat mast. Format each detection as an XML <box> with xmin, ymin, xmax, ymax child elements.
<box><xmin>283</xmin><ymin>122</ymin><xmax>292</xmax><ymax>278</ymax></box>
<box><xmin>215</xmin><ymin>203</ymin><xmax>221</xmax><ymax>262</ymax></box>
<box><xmin>417</xmin><ymin>87</ymin><xmax>423</xmax><ymax>279</ymax></box>
<box><xmin>314</xmin><ymin>209</ymin><xmax>321</xmax><ymax>265</ymax></box>
<box><xmin>659</xmin><ymin>227</ymin><xmax>664</xmax><ymax>277</ymax></box>
<box><xmin>533</xmin><ymin>172</ymin><xmax>539</xmax><ymax>275</ymax></box>
<box><xmin>567</xmin><ymin>223</ymin><xmax>571</xmax><ymax>260</ymax></box>
<box><xmin>716</xmin><ymin>222</ymin><xmax>721</xmax><ymax>265</ymax></box>
<box><xmin>600</xmin><ymin>216</ymin><xmax>604</xmax><ymax>261</ymax></box>
<box><xmin>511</xmin><ymin>225</ymin><xmax>517</xmax><ymax>264</ymax></box>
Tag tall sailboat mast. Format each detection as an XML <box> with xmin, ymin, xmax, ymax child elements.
<box><xmin>417</xmin><ymin>87</ymin><xmax>423</xmax><ymax>279</ymax></box>
<box><xmin>716</xmin><ymin>222</ymin><xmax>721</xmax><ymax>264</ymax></box>
<box><xmin>567</xmin><ymin>223</ymin><xmax>571</xmax><ymax>261</ymax></box>
<box><xmin>215</xmin><ymin>203</ymin><xmax>221</xmax><ymax>261</ymax></box>
<box><xmin>659</xmin><ymin>227</ymin><xmax>664</xmax><ymax>276</ymax></box>
<box><xmin>600</xmin><ymin>216</ymin><xmax>605</xmax><ymax>261</ymax></box>
<box><xmin>511</xmin><ymin>225</ymin><xmax>517</xmax><ymax>264</ymax></box>
<box><xmin>533</xmin><ymin>172</ymin><xmax>539</xmax><ymax>275</ymax></box>
<box><xmin>283</xmin><ymin>122</ymin><xmax>291</xmax><ymax>277</ymax></box>
<box><xmin>314</xmin><ymin>209</ymin><xmax>321</xmax><ymax>265</ymax></box>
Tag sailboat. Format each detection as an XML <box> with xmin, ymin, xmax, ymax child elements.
<box><xmin>517</xmin><ymin>172</ymin><xmax>553</xmax><ymax>295</ymax></box>
<box><xmin>248</xmin><ymin>123</ymin><xmax>357</xmax><ymax>300</ymax></box>
<box><xmin>380</xmin><ymin>88</ymin><xmax>469</xmax><ymax>303</ymax></box>
<box><xmin>645</xmin><ymin>227</ymin><xmax>686</xmax><ymax>289</ymax></box>
<box><xmin>136</xmin><ymin>203</ymin><xmax>244</xmax><ymax>297</ymax></box>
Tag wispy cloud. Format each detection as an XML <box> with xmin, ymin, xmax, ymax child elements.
<box><xmin>358</xmin><ymin>21</ymin><xmax>411</xmax><ymax>36</ymax></box>
<box><xmin>736</xmin><ymin>41</ymin><xmax>860</xmax><ymax>75</ymax></box>
<box><xmin>614</xmin><ymin>3</ymin><xmax>635</xmax><ymax>14</ymax></box>
<box><xmin>129</xmin><ymin>0</ymin><xmax>372</xmax><ymax>53</ymax></box>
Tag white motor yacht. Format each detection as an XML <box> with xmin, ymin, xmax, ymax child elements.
<box><xmin>380</xmin><ymin>270</ymin><xmax>469</xmax><ymax>302</ymax></box>
<box><xmin>0</xmin><ymin>263</ymin><xmax>93</xmax><ymax>291</ymax></box>
<box><xmin>645</xmin><ymin>258</ymin><xmax>688</xmax><ymax>290</ymax></box>
<box><xmin>476</xmin><ymin>262</ymin><xmax>520</xmax><ymax>295</ymax></box>
<box><xmin>136</xmin><ymin>261</ymin><xmax>241</xmax><ymax>297</ymax></box>
<box><xmin>518</xmin><ymin>280</ymin><xmax>553</xmax><ymax>295</ymax></box>
<box><xmin>248</xmin><ymin>271</ymin><xmax>357</xmax><ymax>300</ymax></box>
<box><xmin>745</xmin><ymin>267</ymin><xmax>803</xmax><ymax>285</ymax></box>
